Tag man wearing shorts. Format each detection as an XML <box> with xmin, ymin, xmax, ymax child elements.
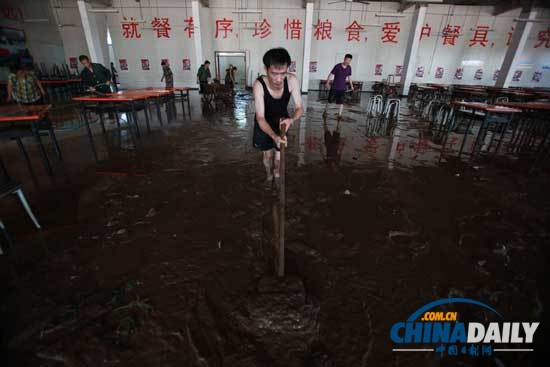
<box><xmin>253</xmin><ymin>48</ymin><xmax>303</xmax><ymax>183</ymax></box>
<box><xmin>323</xmin><ymin>54</ymin><xmax>354</xmax><ymax>119</ymax></box>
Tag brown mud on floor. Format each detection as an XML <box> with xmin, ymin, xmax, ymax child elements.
<box><xmin>0</xmin><ymin>92</ymin><xmax>548</xmax><ymax>367</ymax></box>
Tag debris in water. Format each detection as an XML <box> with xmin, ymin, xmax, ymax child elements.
<box><xmin>146</xmin><ymin>208</ymin><xmax>157</xmax><ymax>218</ymax></box>
<box><xmin>388</xmin><ymin>230</ymin><xmax>420</xmax><ymax>240</ymax></box>
<box><xmin>218</xmin><ymin>241</ymin><xmax>222</xmax><ymax>249</ymax></box>
<box><xmin>115</xmin><ymin>229</ymin><xmax>127</xmax><ymax>236</ymax></box>
<box><xmin>344</xmin><ymin>189</ymin><xmax>351</xmax><ymax>195</ymax></box>
<box><xmin>126</xmin><ymin>194</ymin><xmax>140</xmax><ymax>199</ymax></box>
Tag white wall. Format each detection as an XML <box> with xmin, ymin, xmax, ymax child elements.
<box><xmin>512</xmin><ymin>8</ymin><xmax>550</xmax><ymax>88</ymax></box>
<box><xmin>47</xmin><ymin>0</ymin><xmax>550</xmax><ymax>89</ymax></box>
<box><xmin>413</xmin><ymin>5</ymin><xmax>550</xmax><ymax>88</ymax></box>
<box><xmin>201</xmin><ymin>0</ymin><xmax>305</xmax><ymax>87</ymax></box>
<box><xmin>309</xmin><ymin>1</ymin><xmax>415</xmax><ymax>90</ymax></box>
<box><xmin>54</xmin><ymin>0</ymin><xmax>89</xmax><ymax>72</ymax></box>
<box><xmin>104</xmin><ymin>0</ymin><xmax>197</xmax><ymax>88</ymax></box>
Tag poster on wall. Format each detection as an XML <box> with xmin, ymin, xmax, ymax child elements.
<box><xmin>289</xmin><ymin>61</ymin><xmax>296</xmax><ymax>73</ymax></box>
<box><xmin>395</xmin><ymin>65</ymin><xmax>402</xmax><ymax>76</ymax></box>
<box><xmin>474</xmin><ymin>69</ymin><xmax>483</xmax><ymax>80</ymax></box>
<box><xmin>182</xmin><ymin>58</ymin><xmax>191</xmax><ymax>71</ymax></box>
<box><xmin>493</xmin><ymin>70</ymin><xmax>500</xmax><ymax>80</ymax></box>
<box><xmin>532</xmin><ymin>71</ymin><xmax>542</xmax><ymax>83</ymax></box>
<box><xmin>512</xmin><ymin>70</ymin><xmax>522</xmax><ymax>82</ymax></box>
<box><xmin>454</xmin><ymin>68</ymin><xmax>464</xmax><ymax>80</ymax></box>
<box><xmin>119</xmin><ymin>59</ymin><xmax>128</xmax><ymax>71</ymax></box>
<box><xmin>69</xmin><ymin>57</ymin><xmax>78</xmax><ymax>69</ymax></box>
<box><xmin>141</xmin><ymin>59</ymin><xmax>150</xmax><ymax>71</ymax></box>
<box><xmin>416</xmin><ymin>66</ymin><xmax>424</xmax><ymax>78</ymax></box>
<box><xmin>435</xmin><ymin>67</ymin><xmax>444</xmax><ymax>79</ymax></box>
<box><xmin>375</xmin><ymin>64</ymin><xmax>383</xmax><ymax>76</ymax></box>
<box><xmin>309</xmin><ymin>61</ymin><xmax>317</xmax><ymax>73</ymax></box>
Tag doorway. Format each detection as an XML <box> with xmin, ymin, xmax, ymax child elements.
<box><xmin>215</xmin><ymin>51</ymin><xmax>246</xmax><ymax>89</ymax></box>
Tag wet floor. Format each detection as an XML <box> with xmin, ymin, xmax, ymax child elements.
<box><xmin>0</xmin><ymin>91</ymin><xmax>548</xmax><ymax>366</ymax></box>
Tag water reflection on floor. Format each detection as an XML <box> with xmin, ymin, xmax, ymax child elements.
<box><xmin>0</xmin><ymin>90</ymin><xmax>547</xmax><ymax>367</ymax></box>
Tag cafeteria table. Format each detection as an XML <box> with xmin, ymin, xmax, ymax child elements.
<box><xmin>441</xmin><ymin>101</ymin><xmax>522</xmax><ymax>158</ymax></box>
<box><xmin>73</xmin><ymin>93</ymin><xmax>152</xmax><ymax>160</ymax></box>
<box><xmin>0</xmin><ymin>104</ymin><xmax>59</xmax><ymax>176</ymax></box>
<box><xmin>171</xmin><ymin>87</ymin><xmax>191</xmax><ymax>117</ymax></box>
<box><xmin>493</xmin><ymin>101</ymin><xmax>550</xmax><ymax>154</ymax></box>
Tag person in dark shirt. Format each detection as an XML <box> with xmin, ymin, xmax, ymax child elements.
<box><xmin>161</xmin><ymin>60</ymin><xmax>173</xmax><ymax>89</ymax></box>
<box><xmin>79</xmin><ymin>55</ymin><xmax>112</xmax><ymax>94</ymax></box>
<box><xmin>197</xmin><ymin>61</ymin><xmax>211</xmax><ymax>94</ymax></box>
<box><xmin>323</xmin><ymin>54</ymin><xmax>354</xmax><ymax>119</ymax></box>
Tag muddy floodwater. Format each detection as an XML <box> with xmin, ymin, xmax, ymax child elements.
<box><xmin>0</xmin><ymin>92</ymin><xmax>547</xmax><ymax>366</ymax></box>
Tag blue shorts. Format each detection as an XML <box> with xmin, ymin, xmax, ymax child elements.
<box><xmin>328</xmin><ymin>89</ymin><xmax>345</xmax><ymax>104</ymax></box>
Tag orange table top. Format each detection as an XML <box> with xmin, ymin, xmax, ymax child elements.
<box><xmin>0</xmin><ymin>79</ymin><xmax>81</xmax><ymax>85</ymax></box>
<box><xmin>120</xmin><ymin>89</ymin><xmax>173</xmax><ymax>96</ymax></box>
<box><xmin>71</xmin><ymin>87</ymin><xmax>190</xmax><ymax>103</ymax></box>
<box><xmin>452</xmin><ymin>101</ymin><xmax>522</xmax><ymax>113</ymax></box>
<box><xmin>494</xmin><ymin>101</ymin><xmax>550</xmax><ymax>111</ymax></box>
<box><xmin>40</xmin><ymin>79</ymin><xmax>82</xmax><ymax>85</ymax></box>
<box><xmin>417</xmin><ymin>85</ymin><xmax>439</xmax><ymax>90</ymax></box>
<box><xmin>0</xmin><ymin>104</ymin><xmax>51</xmax><ymax>122</ymax></box>
<box><xmin>73</xmin><ymin>93</ymin><xmax>150</xmax><ymax>102</ymax></box>
<box><xmin>172</xmin><ymin>87</ymin><xmax>191</xmax><ymax>91</ymax></box>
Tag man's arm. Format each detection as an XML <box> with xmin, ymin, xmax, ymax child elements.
<box><xmin>280</xmin><ymin>74</ymin><xmax>303</xmax><ymax>132</ymax></box>
<box><xmin>348</xmin><ymin>76</ymin><xmax>354</xmax><ymax>91</ymax></box>
<box><xmin>254</xmin><ymin>80</ymin><xmax>285</xmax><ymax>146</ymax></box>
<box><xmin>325</xmin><ymin>71</ymin><xmax>334</xmax><ymax>88</ymax></box>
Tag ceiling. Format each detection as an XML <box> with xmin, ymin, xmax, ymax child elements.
<box><xmin>85</xmin><ymin>0</ymin><xmax>549</xmax><ymax>15</ymax></box>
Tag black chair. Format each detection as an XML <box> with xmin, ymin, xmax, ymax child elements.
<box><xmin>0</xmin><ymin>116</ymin><xmax>62</xmax><ymax>177</ymax></box>
<box><xmin>0</xmin><ymin>157</ymin><xmax>41</xmax><ymax>254</ymax></box>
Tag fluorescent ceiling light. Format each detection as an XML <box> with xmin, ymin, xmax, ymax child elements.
<box><xmin>461</xmin><ymin>60</ymin><xmax>484</xmax><ymax>66</ymax></box>
<box><xmin>232</xmin><ymin>9</ymin><xmax>262</xmax><ymax>13</ymax></box>
<box><xmin>88</xmin><ymin>8</ymin><xmax>119</xmax><ymax>13</ymax></box>
<box><xmin>514</xmin><ymin>18</ymin><xmax>550</xmax><ymax>23</ymax></box>
<box><xmin>375</xmin><ymin>13</ymin><xmax>406</xmax><ymax>17</ymax></box>
<box><xmin>23</xmin><ymin>18</ymin><xmax>49</xmax><ymax>22</ymax></box>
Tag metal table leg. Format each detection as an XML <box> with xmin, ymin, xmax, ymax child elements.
<box><xmin>81</xmin><ymin>103</ymin><xmax>98</xmax><ymax>161</ymax></box>
<box><xmin>30</xmin><ymin>120</ymin><xmax>53</xmax><ymax>175</ymax></box>
<box><xmin>186</xmin><ymin>90</ymin><xmax>191</xmax><ymax>118</ymax></box>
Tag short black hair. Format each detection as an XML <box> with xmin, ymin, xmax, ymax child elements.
<box><xmin>204</xmin><ymin>60</ymin><xmax>210</xmax><ymax>65</ymax></box>
<box><xmin>263</xmin><ymin>48</ymin><xmax>291</xmax><ymax>69</ymax></box>
<box><xmin>161</xmin><ymin>60</ymin><xmax>167</xmax><ymax>66</ymax></box>
<box><xmin>345</xmin><ymin>54</ymin><xmax>353</xmax><ymax>59</ymax></box>
<box><xmin>78</xmin><ymin>55</ymin><xmax>89</xmax><ymax>62</ymax></box>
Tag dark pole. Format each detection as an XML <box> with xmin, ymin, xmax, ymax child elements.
<box><xmin>278</xmin><ymin>125</ymin><xmax>286</xmax><ymax>277</ymax></box>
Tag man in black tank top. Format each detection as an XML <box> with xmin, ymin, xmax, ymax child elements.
<box><xmin>253</xmin><ymin>48</ymin><xmax>303</xmax><ymax>182</ymax></box>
